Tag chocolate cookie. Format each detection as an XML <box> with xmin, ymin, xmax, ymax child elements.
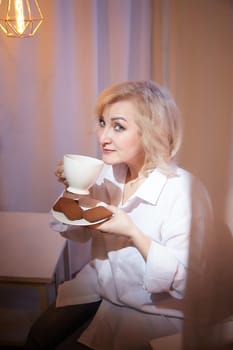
<box><xmin>82</xmin><ymin>206</ymin><xmax>112</xmax><ymax>222</ymax></box>
<box><xmin>53</xmin><ymin>197</ymin><xmax>83</xmax><ymax>220</ymax></box>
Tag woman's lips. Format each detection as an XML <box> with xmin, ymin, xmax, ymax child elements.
<box><xmin>102</xmin><ymin>148</ymin><xmax>115</xmax><ymax>155</ymax></box>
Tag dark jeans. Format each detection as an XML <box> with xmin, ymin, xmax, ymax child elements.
<box><xmin>24</xmin><ymin>301</ymin><xmax>101</xmax><ymax>350</ymax></box>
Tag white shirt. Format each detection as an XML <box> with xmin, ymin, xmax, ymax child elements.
<box><xmin>50</xmin><ymin>163</ymin><xmax>212</xmax><ymax>349</ymax></box>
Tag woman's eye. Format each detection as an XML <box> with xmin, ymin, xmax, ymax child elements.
<box><xmin>98</xmin><ymin>118</ymin><xmax>105</xmax><ymax>127</ymax></box>
<box><xmin>114</xmin><ymin>124</ymin><xmax>125</xmax><ymax>132</ymax></box>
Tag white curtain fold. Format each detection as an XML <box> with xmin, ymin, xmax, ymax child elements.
<box><xmin>0</xmin><ymin>0</ymin><xmax>152</xmax><ymax>212</ymax></box>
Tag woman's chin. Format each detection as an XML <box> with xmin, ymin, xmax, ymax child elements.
<box><xmin>103</xmin><ymin>159</ymin><xmax>116</xmax><ymax>165</ymax></box>
<box><xmin>102</xmin><ymin>155</ymin><xmax>120</xmax><ymax>165</ymax></box>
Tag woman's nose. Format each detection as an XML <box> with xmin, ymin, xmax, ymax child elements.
<box><xmin>99</xmin><ymin>128</ymin><xmax>112</xmax><ymax>144</ymax></box>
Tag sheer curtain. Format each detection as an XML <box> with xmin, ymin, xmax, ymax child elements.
<box><xmin>164</xmin><ymin>1</ymin><xmax>233</xmax><ymax>349</ymax></box>
<box><xmin>0</xmin><ymin>0</ymin><xmax>152</xmax><ymax>212</ymax></box>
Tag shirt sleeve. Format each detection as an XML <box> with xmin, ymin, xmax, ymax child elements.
<box><xmin>144</xmin><ymin>213</ymin><xmax>190</xmax><ymax>299</ymax></box>
<box><xmin>144</xmin><ymin>243</ymin><xmax>186</xmax><ymax>299</ymax></box>
<box><xmin>49</xmin><ymin>211</ymin><xmax>92</xmax><ymax>243</ymax></box>
<box><xmin>144</xmin><ymin>181</ymin><xmax>212</xmax><ymax>299</ymax></box>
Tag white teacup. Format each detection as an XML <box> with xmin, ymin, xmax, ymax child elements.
<box><xmin>64</xmin><ymin>154</ymin><xmax>104</xmax><ymax>194</ymax></box>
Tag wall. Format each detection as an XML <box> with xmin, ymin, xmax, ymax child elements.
<box><xmin>152</xmin><ymin>0</ymin><xmax>233</xmax><ymax>221</ymax></box>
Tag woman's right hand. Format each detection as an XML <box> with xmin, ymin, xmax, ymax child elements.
<box><xmin>54</xmin><ymin>160</ymin><xmax>68</xmax><ymax>186</ymax></box>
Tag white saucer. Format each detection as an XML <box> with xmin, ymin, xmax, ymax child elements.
<box><xmin>52</xmin><ymin>197</ymin><xmax>111</xmax><ymax>226</ymax></box>
<box><xmin>51</xmin><ymin>209</ymin><xmax>109</xmax><ymax>226</ymax></box>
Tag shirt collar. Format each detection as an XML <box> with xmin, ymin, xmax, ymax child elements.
<box><xmin>135</xmin><ymin>168</ymin><xmax>168</xmax><ymax>205</ymax></box>
<box><xmin>104</xmin><ymin>163</ymin><xmax>178</xmax><ymax>206</ymax></box>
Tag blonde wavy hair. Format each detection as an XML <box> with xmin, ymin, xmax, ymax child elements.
<box><xmin>95</xmin><ymin>80</ymin><xmax>183</xmax><ymax>175</ymax></box>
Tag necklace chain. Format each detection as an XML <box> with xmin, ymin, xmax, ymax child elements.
<box><xmin>128</xmin><ymin>175</ymin><xmax>144</xmax><ymax>187</ymax></box>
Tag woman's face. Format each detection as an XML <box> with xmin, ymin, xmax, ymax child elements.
<box><xmin>97</xmin><ymin>100</ymin><xmax>145</xmax><ymax>170</ymax></box>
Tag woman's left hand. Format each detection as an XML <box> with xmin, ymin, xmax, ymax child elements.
<box><xmin>91</xmin><ymin>205</ymin><xmax>152</xmax><ymax>260</ymax></box>
<box><xmin>91</xmin><ymin>205</ymin><xmax>136</xmax><ymax>239</ymax></box>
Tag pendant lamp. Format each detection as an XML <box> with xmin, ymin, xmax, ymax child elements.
<box><xmin>0</xmin><ymin>0</ymin><xmax>43</xmax><ymax>38</ymax></box>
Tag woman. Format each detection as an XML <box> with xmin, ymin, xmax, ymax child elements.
<box><xmin>25</xmin><ymin>81</ymin><xmax>212</xmax><ymax>350</ymax></box>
